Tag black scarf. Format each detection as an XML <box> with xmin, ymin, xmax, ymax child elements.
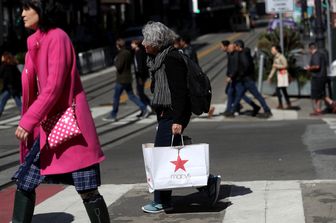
<box><xmin>147</xmin><ymin>46</ymin><xmax>174</xmax><ymax>108</ymax></box>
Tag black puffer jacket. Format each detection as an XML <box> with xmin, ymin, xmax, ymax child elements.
<box><xmin>0</xmin><ymin>64</ymin><xmax>22</xmax><ymax>96</ymax></box>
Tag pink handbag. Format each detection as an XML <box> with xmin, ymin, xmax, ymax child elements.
<box><xmin>41</xmin><ymin>105</ymin><xmax>81</xmax><ymax>149</ymax></box>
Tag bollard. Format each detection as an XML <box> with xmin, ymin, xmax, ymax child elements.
<box><xmin>257</xmin><ymin>53</ymin><xmax>265</xmax><ymax>92</ymax></box>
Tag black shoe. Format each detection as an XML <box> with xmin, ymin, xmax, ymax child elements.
<box><xmin>252</xmin><ymin>105</ymin><xmax>261</xmax><ymax>117</ymax></box>
<box><xmin>207</xmin><ymin>175</ymin><xmax>221</xmax><ymax>207</ymax></box>
<box><xmin>136</xmin><ymin>111</ymin><xmax>143</xmax><ymax>118</ymax></box>
<box><xmin>224</xmin><ymin>111</ymin><xmax>235</xmax><ymax>118</ymax></box>
<box><xmin>257</xmin><ymin>111</ymin><xmax>273</xmax><ymax>118</ymax></box>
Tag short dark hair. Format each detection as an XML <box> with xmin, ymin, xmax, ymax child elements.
<box><xmin>21</xmin><ymin>0</ymin><xmax>65</xmax><ymax>32</ymax></box>
<box><xmin>221</xmin><ymin>40</ymin><xmax>230</xmax><ymax>47</ymax></box>
<box><xmin>181</xmin><ymin>35</ymin><xmax>191</xmax><ymax>44</ymax></box>
<box><xmin>116</xmin><ymin>38</ymin><xmax>126</xmax><ymax>48</ymax></box>
<box><xmin>234</xmin><ymin>39</ymin><xmax>244</xmax><ymax>49</ymax></box>
<box><xmin>272</xmin><ymin>45</ymin><xmax>282</xmax><ymax>53</ymax></box>
<box><xmin>308</xmin><ymin>42</ymin><xmax>317</xmax><ymax>49</ymax></box>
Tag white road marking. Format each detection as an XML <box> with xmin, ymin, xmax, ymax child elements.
<box><xmin>33</xmin><ymin>184</ymin><xmax>134</xmax><ymax>223</ymax></box>
<box><xmin>223</xmin><ymin>181</ymin><xmax>305</xmax><ymax>223</ymax></box>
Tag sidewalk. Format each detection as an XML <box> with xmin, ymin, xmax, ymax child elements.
<box><xmin>2</xmin><ymin>180</ymin><xmax>336</xmax><ymax>222</ymax></box>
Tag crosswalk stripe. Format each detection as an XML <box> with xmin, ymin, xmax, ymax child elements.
<box><xmin>26</xmin><ymin>180</ymin><xmax>324</xmax><ymax>222</ymax></box>
<box><xmin>192</xmin><ymin>103</ymin><xmax>298</xmax><ymax>122</ymax></box>
<box><xmin>33</xmin><ymin>184</ymin><xmax>135</xmax><ymax>223</ymax></box>
<box><xmin>0</xmin><ymin>103</ymin><xmax>301</xmax><ymax>130</ymax></box>
<box><xmin>223</xmin><ymin>181</ymin><xmax>305</xmax><ymax>223</ymax></box>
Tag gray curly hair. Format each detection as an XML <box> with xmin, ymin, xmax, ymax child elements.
<box><xmin>142</xmin><ymin>21</ymin><xmax>177</xmax><ymax>50</ymax></box>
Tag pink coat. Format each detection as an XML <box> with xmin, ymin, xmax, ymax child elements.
<box><xmin>19</xmin><ymin>28</ymin><xmax>105</xmax><ymax>175</ymax></box>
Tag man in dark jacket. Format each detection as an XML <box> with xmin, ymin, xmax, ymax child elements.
<box><xmin>222</xmin><ymin>40</ymin><xmax>260</xmax><ymax>116</ymax></box>
<box><xmin>103</xmin><ymin>38</ymin><xmax>148</xmax><ymax>121</ymax></box>
<box><xmin>0</xmin><ymin>52</ymin><xmax>22</xmax><ymax>117</ymax></box>
<box><xmin>131</xmin><ymin>39</ymin><xmax>151</xmax><ymax>116</ymax></box>
<box><xmin>226</xmin><ymin>40</ymin><xmax>272</xmax><ymax>118</ymax></box>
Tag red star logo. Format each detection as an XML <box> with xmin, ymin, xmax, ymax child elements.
<box><xmin>170</xmin><ymin>154</ymin><xmax>188</xmax><ymax>172</ymax></box>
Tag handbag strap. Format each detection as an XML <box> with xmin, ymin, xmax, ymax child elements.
<box><xmin>36</xmin><ymin>76</ymin><xmax>76</xmax><ymax>108</ymax></box>
<box><xmin>171</xmin><ymin>134</ymin><xmax>184</xmax><ymax>147</ymax></box>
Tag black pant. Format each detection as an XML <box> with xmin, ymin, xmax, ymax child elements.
<box><xmin>153</xmin><ymin>118</ymin><xmax>183</xmax><ymax>205</ymax></box>
<box><xmin>136</xmin><ymin>76</ymin><xmax>151</xmax><ymax>107</ymax></box>
<box><xmin>276</xmin><ymin>87</ymin><xmax>290</xmax><ymax>106</ymax></box>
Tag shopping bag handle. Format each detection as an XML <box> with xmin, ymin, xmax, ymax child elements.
<box><xmin>171</xmin><ymin>134</ymin><xmax>184</xmax><ymax>147</ymax></box>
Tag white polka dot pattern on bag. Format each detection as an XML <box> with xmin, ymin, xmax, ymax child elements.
<box><xmin>41</xmin><ymin>107</ymin><xmax>81</xmax><ymax>148</ymax></box>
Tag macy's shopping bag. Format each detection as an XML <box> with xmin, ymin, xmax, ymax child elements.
<box><xmin>142</xmin><ymin>142</ymin><xmax>209</xmax><ymax>192</ymax></box>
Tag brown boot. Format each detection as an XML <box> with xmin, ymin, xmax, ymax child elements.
<box><xmin>286</xmin><ymin>102</ymin><xmax>292</xmax><ymax>109</ymax></box>
<box><xmin>276</xmin><ymin>104</ymin><xmax>283</xmax><ymax>109</ymax></box>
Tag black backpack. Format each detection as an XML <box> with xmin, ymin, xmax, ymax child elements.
<box><xmin>180</xmin><ymin>52</ymin><xmax>212</xmax><ymax>115</ymax></box>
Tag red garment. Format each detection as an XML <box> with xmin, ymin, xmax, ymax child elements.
<box><xmin>19</xmin><ymin>28</ymin><xmax>104</xmax><ymax>175</ymax></box>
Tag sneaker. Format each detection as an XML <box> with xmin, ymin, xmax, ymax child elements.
<box><xmin>139</xmin><ymin>109</ymin><xmax>150</xmax><ymax>119</ymax></box>
<box><xmin>102</xmin><ymin>115</ymin><xmax>117</xmax><ymax>122</ymax></box>
<box><xmin>142</xmin><ymin>201</ymin><xmax>172</xmax><ymax>214</ymax></box>
<box><xmin>208</xmin><ymin>175</ymin><xmax>221</xmax><ymax>207</ymax></box>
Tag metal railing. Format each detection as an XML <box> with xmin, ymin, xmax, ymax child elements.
<box><xmin>77</xmin><ymin>46</ymin><xmax>115</xmax><ymax>75</ymax></box>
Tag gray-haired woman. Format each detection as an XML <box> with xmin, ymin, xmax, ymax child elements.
<box><xmin>141</xmin><ymin>21</ymin><xmax>221</xmax><ymax>214</ymax></box>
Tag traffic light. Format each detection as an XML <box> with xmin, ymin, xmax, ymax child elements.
<box><xmin>192</xmin><ymin>0</ymin><xmax>200</xmax><ymax>13</ymax></box>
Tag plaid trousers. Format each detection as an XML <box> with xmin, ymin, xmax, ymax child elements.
<box><xmin>12</xmin><ymin>137</ymin><xmax>101</xmax><ymax>192</ymax></box>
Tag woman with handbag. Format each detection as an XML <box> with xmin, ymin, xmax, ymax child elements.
<box><xmin>267</xmin><ymin>45</ymin><xmax>292</xmax><ymax>109</ymax></box>
<box><xmin>12</xmin><ymin>1</ymin><xmax>110</xmax><ymax>222</ymax></box>
<box><xmin>141</xmin><ymin>21</ymin><xmax>221</xmax><ymax>214</ymax></box>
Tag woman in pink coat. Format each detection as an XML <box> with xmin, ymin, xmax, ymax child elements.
<box><xmin>12</xmin><ymin>1</ymin><xmax>110</xmax><ymax>222</ymax></box>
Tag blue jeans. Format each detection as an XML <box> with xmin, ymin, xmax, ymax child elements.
<box><xmin>153</xmin><ymin>118</ymin><xmax>183</xmax><ymax>205</ymax></box>
<box><xmin>243</xmin><ymin>79</ymin><xmax>270</xmax><ymax>112</ymax></box>
<box><xmin>111</xmin><ymin>83</ymin><xmax>146</xmax><ymax>117</ymax></box>
<box><xmin>0</xmin><ymin>90</ymin><xmax>22</xmax><ymax>115</ymax></box>
<box><xmin>231</xmin><ymin>79</ymin><xmax>270</xmax><ymax>113</ymax></box>
<box><xmin>226</xmin><ymin>82</ymin><xmax>254</xmax><ymax>112</ymax></box>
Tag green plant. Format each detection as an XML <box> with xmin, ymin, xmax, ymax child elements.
<box><xmin>257</xmin><ymin>28</ymin><xmax>309</xmax><ymax>96</ymax></box>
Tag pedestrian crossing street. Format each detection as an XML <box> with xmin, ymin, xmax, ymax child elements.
<box><xmin>25</xmin><ymin>180</ymin><xmax>336</xmax><ymax>223</ymax></box>
<box><xmin>0</xmin><ymin>103</ymin><xmax>302</xmax><ymax>130</ymax></box>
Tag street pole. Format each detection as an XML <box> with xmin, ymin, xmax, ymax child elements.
<box><xmin>301</xmin><ymin>0</ymin><xmax>308</xmax><ymax>37</ymax></box>
<box><xmin>279</xmin><ymin>12</ymin><xmax>284</xmax><ymax>53</ymax></box>
<box><xmin>326</xmin><ymin>0</ymin><xmax>332</xmax><ymax>65</ymax></box>
<box><xmin>258</xmin><ymin>53</ymin><xmax>265</xmax><ymax>92</ymax></box>
<box><xmin>314</xmin><ymin>0</ymin><xmax>325</xmax><ymax>48</ymax></box>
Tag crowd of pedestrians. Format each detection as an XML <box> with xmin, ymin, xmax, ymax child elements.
<box><xmin>2</xmin><ymin>1</ymin><xmax>336</xmax><ymax>222</ymax></box>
